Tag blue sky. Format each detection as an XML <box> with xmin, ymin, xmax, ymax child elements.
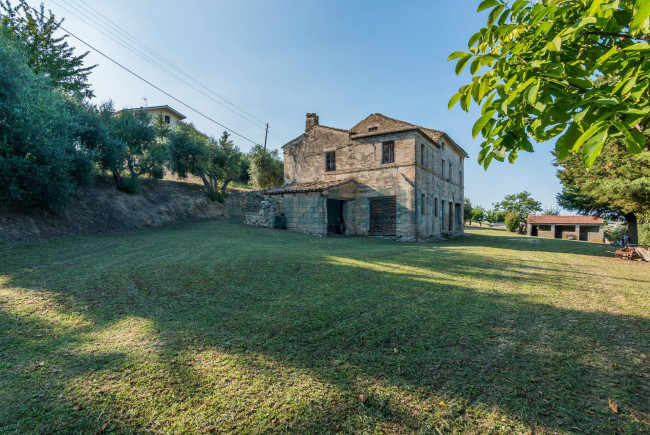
<box><xmin>35</xmin><ymin>0</ymin><xmax>564</xmax><ymax>210</ymax></box>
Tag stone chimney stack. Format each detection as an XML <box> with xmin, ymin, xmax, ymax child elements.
<box><xmin>305</xmin><ymin>113</ymin><xmax>319</xmax><ymax>131</ymax></box>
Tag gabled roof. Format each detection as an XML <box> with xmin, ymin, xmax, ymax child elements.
<box><xmin>261</xmin><ymin>178</ymin><xmax>355</xmax><ymax>195</ymax></box>
<box><xmin>528</xmin><ymin>215</ymin><xmax>604</xmax><ymax>224</ymax></box>
<box><xmin>114</xmin><ymin>105</ymin><xmax>186</xmax><ymax>120</ymax></box>
<box><xmin>282</xmin><ymin>124</ymin><xmax>349</xmax><ymax>149</ymax></box>
<box><xmin>280</xmin><ymin>113</ymin><xmax>467</xmax><ymax>157</ymax></box>
<box><xmin>282</xmin><ymin>133</ymin><xmax>306</xmax><ymax>149</ymax></box>
<box><xmin>350</xmin><ymin>113</ymin><xmax>469</xmax><ymax>157</ymax></box>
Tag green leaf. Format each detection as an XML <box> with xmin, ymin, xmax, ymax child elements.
<box><xmin>630</xmin><ymin>0</ymin><xmax>650</xmax><ymax>32</ymax></box>
<box><xmin>462</xmin><ymin>90</ymin><xmax>472</xmax><ymax>111</ymax></box>
<box><xmin>472</xmin><ymin>110</ymin><xmax>496</xmax><ymax>139</ymax></box>
<box><xmin>520</xmin><ymin>139</ymin><xmax>534</xmax><ymax>152</ymax></box>
<box><xmin>565</xmin><ymin>16</ymin><xmax>597</xmax><ymax>34</ymax></box>
<box><xmin>595</xmin><ymin>46</ymin><xmax>618</xmax><ymax>69</ymax></box>
<box><xmin>507</xmin><ymin>77</ymin><xmax>536</xmax><ymax>105</ymax></box>
<box><xmin>468</xmin><ymin>32</ymin><xmax>482</xmax><ymax>48</ymax></box>
<box><xmin>470</xmin><ymin>57</ymin><xmax>481</xmax><ymax>75</ymax></box>
<box><xmin>573</xmin><ymin>109</ymin><xmax>588</xmax><ymax>123</ymax></box>
<box><xmin>596</xmin><ymin>97</ymin><xmax>619</xmax><ymax>105</ymax></box>
<box><xmin>477</xmin><ymin>146</ymin><xmax>490</xmax><ymax>163</ymax></box>
<box><xmin>623</xmin><ymin>42</ymin><xmax>650</xmax><ymax>52</ymax></box>
<box><xmin>448</xmin><ymin>92</ymin><xmax>463</xmax><ymax>110</ymax></box>
<box><xmin>525</xmin><ymin>79</ymin><xmax>539</xmax><ymax>105</ymax></box>
<box><xmin>546</xmin><ymin>37</ymin><xmax>562</xmax><ymax>52</ymax></box>
<box><xmin>455</xmin><ymin>55</ymin><xmax>472</xmax><ymax>75</ymax></box>
<box><xmin>555</xmin><ymin>123</ymin><xmax>580</xmax><ymax>160</ymax></box>
<box><xmin>448</xmin><ymin>51</ymin><xmax>471</xmax><ymax>61</ymax></box>
<box><xmin>582</xmin><ymin>129</ymin><xmax>608</xmax><ymax>168</ymax></box>
<box><xmin>488</xmin><ymin>4</ymin><xmax>505</xmax><ymax>27</ymax></box>
<box><xmin>612</xmin><ymin>122</ymin><xmax>645</xmax><ymax>154</ymax></box>
<box><xmin>482</xmin><ymin>151</ymin><xmax>494</xmax><ymax>169</ymax></box>
<box><xmin>567</xmin><ymin>77</ymin><xmax>592</xmax><ymax>90</ymax></box>
<box><xmin>477</xmin><ymin>0</ymin><xmax>500</xmax><ymax>13</ymax></box>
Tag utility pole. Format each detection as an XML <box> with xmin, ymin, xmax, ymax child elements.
<box><xmin>264</xmin><ymin>123</ymin><xmax>269</xmax><ymax>151</ymax></box>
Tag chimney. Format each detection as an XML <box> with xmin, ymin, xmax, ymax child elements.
<box><xmin>305</xmin><ymin>113</ymin><xmax>319</xmax><ymax>131</ymax></box>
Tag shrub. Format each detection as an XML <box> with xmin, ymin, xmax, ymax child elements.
<box><xmin>504</xmin><ymin>213</ymin><xmax>521</xmax><ymax>232</ymax></box>
<box><xmin>118</xmin><ymin>176</ymin><xmax>141</xmax><ymax>194</ymax></box>
<box><xmin>206</xmin><ymin>189</ymin><xmax>228</xmax><ymax>203</ymax></box>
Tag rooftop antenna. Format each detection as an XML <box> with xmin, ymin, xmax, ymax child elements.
<box><xmin>142</xmin><ymin>97</ymin><xmax>148</xmax><ymax>107</ymax></box>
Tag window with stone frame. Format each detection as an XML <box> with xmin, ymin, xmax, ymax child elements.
<box><xmin>382</xmin><ymin>141</ymin><xmax>395</xmax><ymax>164</ymax></box>
<box><xmin>325</xmin><ymin>151</ymin><xmax>336</xmax><ymax>172</ymax></box>
<box><xmin>421</xmin><ymin>143</ymin><xmax>426</xmax><ymax>166</ymax></box>
<box><xmin>434</xmin><ymin>198</ymin><xmax>439</xmax><ymax>217</ymax></box>
<box><xmin>164</xmin><ymin>115</ymin><xmax>171</xmax><ymax>124</ymax></box>
<box><xmin>448</xmin><ymin>162</ymin><xmax>452</xmax><ymax>181</ymax></box>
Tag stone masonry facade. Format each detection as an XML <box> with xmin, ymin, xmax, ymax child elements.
<box><xmin>238</xmin><ymin>113</ymin><xmax>467</xmax><ymax>240</ymax></box>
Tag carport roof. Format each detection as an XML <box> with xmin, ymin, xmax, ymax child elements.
<box><xmin>528</xmin><ymin>215</ymin><xmax>604</xmax><ymax>224</ymax></box>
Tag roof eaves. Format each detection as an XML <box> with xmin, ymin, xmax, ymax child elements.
<box><xmin>261</xmin><ymin>178</ymin><xmax>355</xmax><ymax>195</ymax></box>
<box><xmin>281</xmin><ymin>133</ymin><xmax>305</xmax><ymax>149</ymax></box>
<box><xmin>114</xmin><ymin>105</ymin><xmax>187</xmax><ymax>120</ymax></box>
<box><xmin>349</xmin><ymin>126</ymin><xmax>419</xmax><ymax>139</ymax></box>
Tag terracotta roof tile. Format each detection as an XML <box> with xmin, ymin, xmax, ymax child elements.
<box><xmin>261</xmin><ymin>178</ymin><xmax>355</xmax><ymax>195</ymax></box>
<box><xmin>527</xmin><ymin>215</ymin><xmax>604</xmax><ymax>224</ymax></box>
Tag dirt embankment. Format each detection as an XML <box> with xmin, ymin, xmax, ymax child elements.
<box><xmin>0</xmin><ymin>176</ymin><xmax>226</xmax><ymax>243</ymax></box>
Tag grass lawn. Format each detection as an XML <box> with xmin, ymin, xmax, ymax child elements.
<box><xmin>1</xmin><ymin>222</ymin><xmax>648</xmax><ymax>433</ymax></box>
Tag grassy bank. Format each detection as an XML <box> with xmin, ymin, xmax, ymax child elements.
<box><xmin>1</xmin><ymin>223</ymin><xmax>648</xmax><ymax>433</ymax></box>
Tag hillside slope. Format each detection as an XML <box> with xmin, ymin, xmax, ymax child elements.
<box><xmin>0</xmin><ymin>177</ymin><xmax>225</xmax><ymax>243</ymax></box>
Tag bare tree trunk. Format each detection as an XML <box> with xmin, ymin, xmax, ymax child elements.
<box><xmin>625</xmin><ymin>213</ymin><xmax>638</xmax><ymax>245</ymax></box>
<box><xmin>199</xmin><ymin>174</ymin><xmax>211</xmax><ymax>192</ymax></box>
<box><xmin>221</xmin><ymin>178</ymin><xmax>233</xmax><ymax>194</ymax></box>
<box><xmin>112</xmin><ymin>169</ymin><xmax>124</xmax><ymax>189</ymax></box>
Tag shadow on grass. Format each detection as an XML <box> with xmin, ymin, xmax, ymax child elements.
<box><xmin>0</xmin><ymin>223</ymin><xmax>648</xmax><ymax>433</ymax></box>
<box><xmin>460</xmin><ymin>226</ymin><xmax>616</xmax><ymax>258</ymax></box>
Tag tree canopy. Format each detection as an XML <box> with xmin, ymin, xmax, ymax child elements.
<box><xmin>167</xmin><ymin>125</ymin><xmax>244</xmax><ymax>201</ymax></box>
<box><xmin>0</xmin><ymin>34</ymin><xmax>94</xmax><ymax>210</ymax></box>
<box><xmin>113</xmin><ymin>110</ymin><xmax>165</xmax><ymax>190</ymax></box>
<box><xmin>1</xmin><ymin>0</ymin><xmax>96</xmax><ymax>99</ymax></box>
<box><xmin>464</xmin><ymin>198</ymin><xmax>474</xmax><ymax>223</ymax></box>
<box><xmin>248</xmin><ymin>145</ymin><xmax>284</xmax><ymax>189</ymax></box>
<box><xmin>494</xmin><ymin>191</ymin><xmax>542</xmax><ymax>220</ymax></box>
<box><xmin>449</xmin><ymin>0</ymin><xmax>650</xmax><ymax>168</ymax></box>
<box><xmin>555</xmin><ymin>132</ymin><xmax>650</xmax><ymax>243</ymax></box>
<box><xmin>472</xmin><ymin>205</ymin><xmax>486</xmax><ymax>225</ymax></box>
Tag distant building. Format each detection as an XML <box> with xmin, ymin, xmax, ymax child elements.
<box><xmin>527</xmin><ymin>215</ymin><xmax>605</xmax><ymax>243</ymax></box>
<box><xmin>240</xmin><ymin>112</ymin><xmax>467</xmax><ymax>240</ymax></box>
<box><xmin>113</xmin><ymin>105</ymin><xmax>186</xmax><ymax>129</ymax></box>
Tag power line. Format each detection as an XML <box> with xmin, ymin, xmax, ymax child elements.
<box><xmin>57</xmin><ymin>25</ymin><xmax>260</xmax><ymax>145</ymax></box>
<box><xmin>50</xmin><ymin>0</ymin><xmax>272</xmax><ymax>135</ymax></box>
<box><xmin>54</xmin><ymin>0</ymin><xmax>281</xmax><ymax>144</ymax></box>
<box><xmin>74</xmin><ymin>0</ymin><xmax>268</xmax><ymax>128</ymax></box>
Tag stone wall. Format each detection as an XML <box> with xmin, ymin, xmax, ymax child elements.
<box><xmin>275</xmin><ymin>192</ymin><xmax>327</xmax><ymax>235</ymax></box>
<box><xmin>414</xmin><ymin>132</ymin><xmax>465</xmax><ymax>237</ymax></box>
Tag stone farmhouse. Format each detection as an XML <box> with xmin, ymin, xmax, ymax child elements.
<box><xmin>241</xmin><ymin>113</ymin><xmax>467</xmax><ymax>240</ymax></box>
